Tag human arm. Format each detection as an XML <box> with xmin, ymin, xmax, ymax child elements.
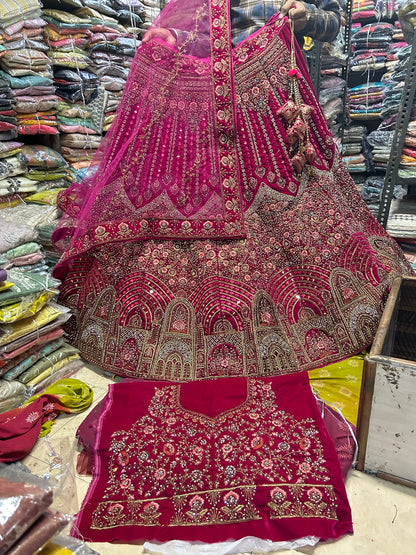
<box><xmin>141</xmin><ymin>27</ymin><xmax>177</xmax><ymax>46</ymax></box>
<box><xmin>279</xmin><ymin>0</ymin><xmax>342</xmax><ymax>42</ymax></box>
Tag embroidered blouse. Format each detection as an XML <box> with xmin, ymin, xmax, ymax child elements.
<box><xmin>74</xmin><ymin>372</ymin><xmax>353</xmax><ymax>545</ymax></box>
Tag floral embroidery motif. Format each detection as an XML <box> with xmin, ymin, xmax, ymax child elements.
<box><xmin>90</xmin><ymin>379</ymin><xmax>339</xmax><ymax>530</ymax></box>
<box><xmin>25</xmin><ymin>411</ymin><xmax>40</xmax><ymax>423</ymax></box>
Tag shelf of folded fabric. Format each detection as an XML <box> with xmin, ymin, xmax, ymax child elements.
<box><xmin>314</xmin><ymin>1</ymin><xmax>353</xmax><ymax>145</ymax></box>
<box><xmin>0</xmin><ymin>0</ymin><xmax>59</xmax><ymax>151</ymax></box>
<box><xmin>376</xmin><ymin>8</ymin><xmax>416</xmax><ymax>234</ymax></box>
<box><xmin>39</xmin><ymin>0</ymin><xmax>164</xmax><ymax>176</ymax></box>
<box><xmin>352</xmin><ymin>0</ymin><xmax>396</xmax><ymax>25</ymax></box>
<box><xmin>319</xmin><ymin>40</ymin><xmax>349</xmax><ymax>143</ymax></box>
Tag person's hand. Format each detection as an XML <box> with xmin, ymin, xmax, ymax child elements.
<box><xmin>142</xmin><ymin>27</ymin><xmax>177</xmax><ymax>46</ymax></box>
<box><xmin>279</xmin><ymin>1</ymin><xmax>308</xmax><ymax>33</ymax></box>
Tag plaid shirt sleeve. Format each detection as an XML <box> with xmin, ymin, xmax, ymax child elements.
<box><xmin>301</xmin><ymin>0</ymin><xmax>342</xmax><ymax>42</ymax></box>
<box><xmin>231</xmin><ymin>0</ymin><xmax>342</xmax><ymax>45</ymax></box>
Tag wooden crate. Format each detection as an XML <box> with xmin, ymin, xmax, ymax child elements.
<box><xmin>356</xmin><ymin>275</ymin><xmax>416</xmax><ymax>488</ymax></box>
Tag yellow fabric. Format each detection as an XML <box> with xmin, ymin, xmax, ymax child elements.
<box><xmin>24</xmin><ymin>377</ymin><xmax>94</xmax><ymax>436</ymax></box>
<box><xmin>25</xmin><ymin>188</ymin><xmax>66</xmax><ymax>205</ymax></box>
<box><xmin>0</xmin><ymin>282</ymin><xmax>14</xmax><ymax>292</ymax></box>
<box><xmin>0</xmin><ymin>303</ymin><xmax>62</xmax><ymax>346</ymax></box>
<box><xmin>0</xmin><ymin>290</ymin><xmax>56</xmax><ymax>324</ymax></box>
<box><xmin>308</xmin><ymin>354</ymin><xmax>365</xmax><ymax>426</ymax></box>
<box><xmin>25</xmin><ymin>354</ymin><xmax>80</xmax><ymax>386</ymax></box>
<box><xmin>38</xmin><ymin>543</ymin><xmax>72</xmax><ymax>555</ymax></box>
<box><xmin>25</xmin><ymin>377</ymin><xmax>94</xmax><ymax>411</ymax></box>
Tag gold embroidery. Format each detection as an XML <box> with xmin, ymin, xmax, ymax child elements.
<box><xmin>90</xmin><ymin>379</ymin><xmax>340</xmax><ymax>530</ymax></box>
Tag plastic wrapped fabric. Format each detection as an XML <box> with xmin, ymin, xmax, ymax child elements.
<box><xmin>0</xmin><ymin>473</ymin><xmax>53</xmax><ymax>554</ymax></box>
<box><xmin>6</xmin><ymin>511</ymin><xmax>69</xmax><ymax>555</ymax></box>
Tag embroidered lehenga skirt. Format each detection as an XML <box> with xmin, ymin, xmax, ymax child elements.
<box><xmin>53</xmin><ymin>13</ymin><xmax>412</xmax><ymax>381</ymax></box>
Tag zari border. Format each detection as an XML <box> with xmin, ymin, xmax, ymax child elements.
<box><xmin>208</xmin><ymin>0</ymin><xmax>246</xmax><ymax>236</ymax></box>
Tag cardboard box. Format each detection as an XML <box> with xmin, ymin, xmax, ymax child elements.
<box><xmin>356</xmin><ymin>275</ymin><xmax>416</xmax><ymax>488</ymax></box>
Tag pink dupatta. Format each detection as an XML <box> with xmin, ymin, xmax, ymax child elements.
<box><xmin>53</xmin><ymin>0</ymin><xmax>335</xmax><ymax>279</ymax></box>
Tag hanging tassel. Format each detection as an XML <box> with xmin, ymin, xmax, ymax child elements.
<box><xmin>287</xmin><ymin>117</ymin><xmax>307</xmax><ymax>144</ymax></box>
<box><xmin>291</xmin><ymin>151</ymin><xmax>306</xmax><ymax>173</ymax></box>
<box><xmin>304</xmin><ymin>141</ymin><xmax>317</xmax><ymax>163</ymax></box>
<box><xmin>277</xmin><ymin>99</ymin><xmax>300</xmax><ymax>122</ymax></box>
<box><xmin>300</xmin><ymin>103</ymin><xmax>315</xmax><ymax>120</ymax></box>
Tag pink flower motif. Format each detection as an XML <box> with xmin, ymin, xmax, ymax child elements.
<box><xmin>108</xmin><ymin>503</ymin><xmax>124</xmax><ymax>515</ymax></box>
<box><xmin>222</xmin><ymin>444</ymin><xmax>233</xmax><ymax>456</ymax></box>
<box><xmin>189</xmin><ymin>495</ymin><xmax>204</xmax><ymax>510</ymax></box>
<box><xmin>95</xmin><ymin>225</ymin><xmax>106</xmax><ymax>236</ymax></box>
<box><xmin>167</xmin><ymin>417</ymin><xmax>176</xmax><ymax>426</ymax></box>
<box><xmin>251</xmin><ymin>435</ymin><xmax>264</xmax><ymax>449</ymax></box>
<box><xmin>299</xmin><ymin>462</ymin><xmax>311</xmax><ymax>473</ymax></box>
<box><xmin>117</xmin><ymin>451</ymin><xmax>129</xmax><ymax>466</ymax></box>
<box><xmin>271</xmin><ymin>486</ymin><xmax>287</xmax><ymax>502</ymax></box>
<box><xmin>193</xmin><ymin>446</ymin><xmax>204</xmax><ymax>457</ymax></box>
<box><xmin>155</xmin><ymin>468</ymin><xmax>166</xmax><ymax>480</ymax></box>
<box><xmin>163</xmin><ymin>443</ymin><xmax>175</xmax><ymax>456</ymax></box>
<box><xmin>307</xmin><ymin>487</ymin><xmax>323</xmax><ymax>503</ymax></box>
<box><xmin>261</xmin><ymin>458</ymin><xmax>273</xmax><ymax>469</ymax></box>
<box><xmin>299</xmin><ymin>437</ymin><xmax>311</xmax><ymax>450</ymax></box>
<box><xmin>144</xmin><ymin>425</ymin><xmax>154</xmax><ymax>434</ymax></box>
<box><xmin>143</xmin><ymin>501</ymin><xmax>159</xmax><ymax>513</ymax></box>
<box><xmin>120</xmin><ymin>478</ymin><xmax>131</xmax><ymax>489</ymax></box>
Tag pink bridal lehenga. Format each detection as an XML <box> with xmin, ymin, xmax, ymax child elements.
<box><xmin>53</xmin><ymin>0</ymin><xmax>411</xmax><ymax>383</ymax></box>
<box><xmin>53</xmin><ymin>0</ymin><xmax>411</xmax><ymax>547</ymax></box>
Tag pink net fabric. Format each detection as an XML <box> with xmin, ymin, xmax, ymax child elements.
<box><xmin>53</xmin><ymin>3</ymin><xmax>336</xmax><ymax>276</ymax></box>
<box><xmin>54</xmin><ymin>0</ymin><xmax>246</xmax><ymax>261</ymax></box>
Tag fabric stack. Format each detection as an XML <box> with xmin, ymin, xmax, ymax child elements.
<box><xmin>319</xmin><ymin>74</ymin><xmax>346</xmax><ymax>140</ymax></box>
<box><xmin>0</xmin><ymin>72</ymin><xmax>18</xmax><ymax>141</ymax></box>
<box><xmin>42</xmin><ymin>7</ymin><xmax>103</xmax><ymax>168</ymax></box>
<box><xmin>0</xmin><ymin>201</ymin><xmax>61</xmax><ymax>261</ymax></box>
<box><xmin>386</xmin><ymin>45</ymin><xmax>412</xmax><ymax>110</ymax></box>
<box><xmin>348</xmin><ymin>81</ymin><xmax>384</xmax><ymax>120</ymax></box>
<box><xmin>0</xmin><ymin>141</ymin><xmax>26</xmax><ymax>208</ymax></box>
<box><xmin>0</xmin><ymin>266</ymin><xmax>79</xmax><ymax>411</ymax></box>
<box><xmin>360</xmin><ymin>175</ymin><xmax>407</xmax><ymax>215</ymax></box>
<box><xmin>341</xmin><ymin>124</ymin><xmax>369</xmax><ymax>173</ymax></box>
<box><xmin>0</xmin><ymin>467</ymin><xmax>69</xmax><ymax>553</ymax></box>
<box><xmin>19</xmin><ymin>143</ymin><xmax>74</xmax><ymax>193</ymax></box>
<box><xmin>0</xmin><ymin>144</ymin><xmax>73</xmax><ymax>275</ymax></box>
<box><xmin>0</xmin><ymin>1</ymin><xmax>58</xmax><ymax>138</ymax></box>
<box><xmin>0</xmin><ymin>144</ymin><xmax>72</xmax><ymax>268</ymax></box>
<box><xmin>0</xmin><ymin>146</ymin><xmax>31</xmax><ymax>201</ymax></box>
<box><xmin>351</xmin><ymin>0</ymin><xmax>378</xmax><ymax>22</ymax></box>
<box><xmin>112</xmin><ymin>0</ymin><xmax>146</xmax><ymax>32</ymax></box>
<box><xmin>17</xmin><ymin>144</ymin><xmax>73</xmax><ymax>269</ymax></box>
<box><xmin>83</xmin><ymin>6</ymin><xmax>136</xmax><ymax>135</ymax></box>
<box><xmin>350</xmin><ymin>23</ymin><xmax>394</xmax><ymax>73</ymax></box>
<box><xmin>366</xmin><ymin>125</ymin><xmax>394</xmax><ymax>171</ymax></box>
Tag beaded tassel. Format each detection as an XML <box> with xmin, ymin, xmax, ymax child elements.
<box><xmin>281</xmin><ymin>12</ymin><xmax>316</xmax><ymax>173</ymax></box>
